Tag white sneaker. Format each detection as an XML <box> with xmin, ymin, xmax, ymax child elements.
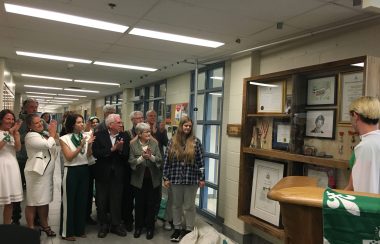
<box><xmin>164</xmin><ymin>221</ymin><xmax>173</xmax><ymax>231</ymax></box>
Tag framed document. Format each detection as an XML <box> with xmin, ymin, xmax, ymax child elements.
<box><xmin>272</xmin><ymin>119</ymin><xmax>291</xmax><ymax>151</ymax></box>
<box><xmin>307</xmin><ymin>76</ymin><xmax>337</xmax><ymax>106</ymax></box>
<box><xmin>257</xmin><ymin>81</ymin><xmax>285</xmax><ymax>113</ymax></box>
<box><xmin>305</xmin><ymin>109</ymin><xmax>336</xmax><ymax>139</ymax></box>
<box><xmin>339</xmin><ymin>71</ymin><xmax>364</xmax><ymax>123</ymax></box>
<box><xmin>304</xmin><ymin>165</ymin><xmax>336</xmax><ymax>188</ymax></box>
<box><xmin>250</xmin><ymin>159</ymin><xmax>284</xmax><ymax>226</ymax></box>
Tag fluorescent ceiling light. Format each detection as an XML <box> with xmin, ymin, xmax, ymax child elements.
<box><xmin>129</xmin><ymin>28</ymin><xmax>224</xmax><ymax>48</ymax></box>
<box><xmin>4</xmin><ymin>3</ymin><xmax>128</xmax><ymax>33</ymax></box>
<box><xmin>27</xmin><ymin>95</ymin><xmax>53</xmax><ymax>99</ymax></box>
<box><xmin>209</xmin><ymin>92</ymin><xmax>222</xmax><ymax>96</ymax></box>
<box><xmin>210</xmin><ymin>76</ymin><xmax>223</xmax><ymax>80</ymax></box>
<box><xmin>94</xmin><ymin>61</ymin><xmax>157</xmax><ymax>72</ymax></box>
<box><xmin>58</xmin><ymin>94</ymin><xmax>87</xmax><ymax>98</ymax></box>
<box><xmin>55</xmin><ymin>97</ymin><xmax>79</xmax><ymax>101</ymax></box>
<box><xmin>22</xmin><ymin>73</ymin><xmax>72</xmax><ymax>81</ymax></box>
<box><xmin>351</xmin><ymin>62</ymin><xmax>364</xmax><ymax>67</ymax></box>
<box><xmin>26</xmin><ymin>92</ymin><xmax>57</xmax><ymax>95</ymax></box>
<box><xmin>46</xmin><ymin>100</ymin><xmax>72</xmax><ymax>103</ymax></box>
<box><xmin>24</xmin><ymin>85</ymin><xmax>63</xmax><ymax>90</ymax></box>
<box><xmin>74</xmin><ymin>79</ymin><xmax>120</xmax><ymax>86</ymax></box>
<box><xmin>249</xmin><ymin>82</ymin><xmax>278</xmax><ymax>88</ymax></box>
<box><xmin>64</xmin><ymin>88</ymin><xmax>99</xmax><ymax>93</ymax></box>
<box><xmin>16</xmin><ymin>51</ymin><xmax>92</xmax><ymax>64</ymax></box>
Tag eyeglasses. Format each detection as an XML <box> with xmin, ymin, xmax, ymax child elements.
<box><xmin>143</xmin><ymin>131</ymin><xmax>151</xmax><ymax>134</ymax></box>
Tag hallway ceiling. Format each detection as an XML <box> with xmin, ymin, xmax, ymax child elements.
<box><xmin>0</xmin><ymin>0</ymin><xmax>379</xmax><ymax>106</ymax></box>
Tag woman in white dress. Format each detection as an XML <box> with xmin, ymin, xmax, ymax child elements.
<box><xmin>0</xmin><ymin>109</ymin><xmax>22</xmax><ymax>224</ymax></box>
<box><xmin>24</xmin><ymin>114</ymin><xmax>57</xmax><ymax>236</ymax></box>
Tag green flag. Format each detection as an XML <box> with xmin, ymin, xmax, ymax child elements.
<box><xmin>323</xmin><ymin>188</ymin><xmax>380</xmax><ymax>243</ymax></box>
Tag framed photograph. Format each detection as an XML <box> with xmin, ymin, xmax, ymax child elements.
<box><xmin>304</xmin><ymin>165</ymin><xmax>336</xmax><ymax>188</ymax></box>
<box><xmin>307</xmin><ymin>76</ymin><xmax>337</xmax><ymax>106</ymax></box>
<box><xmin>305</xmin><ymin>110</ymin><xmax>336</xmax><ymax>139</ymax></box>
<box><xmin>227</xmin><ymin>124</ymin><xmax>241</xmax><ymax>137</ymax></box>
<box><xmin>339</xmin><ymin>71</ymin><xmax>364</xmax><ymax>123</ymax></box>
<box><xmin>250</xmin><ymin>159</ymin><xmax>285</xmax><ymax>226</ymax></box>
<box><xmin>257</xmin><ymin>80</ymin><xmax>285</xmax><ymax>113</ymax></box>
<box><xmin>272</xmin><ymin>119</ymin><xmax>291</xmax><ymax>151</ymax></box>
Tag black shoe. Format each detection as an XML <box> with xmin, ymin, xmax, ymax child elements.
<box><xmin>110</xmin><ymin>225</ymin><xmax>126</xmax><ymax>237</ymax></box>
<box><xmin>11</xmin><ymin>220</ymin><xmax>20</xmax><ymax>225</ymax></box>
<box><xmin>134</xmin><ymin>228</ymin><xmax>142</xmax><ymax>238</ymax></box>
<box><xmin>97</xmin><ymin>225</ymin><xmax>109</xmax><ymax>238</ymax></box>
<box><xmin>180</xmin><ymin>229</ymin><xmax>191</xmax><ymax>238</ymax></box>
<box><xmin>146</xmin><ymin>229</ymin><xmax>154</xmax><ymax>240</ymax></box>
<box><xmin>86</xmin><ymin>217</ymin><xmax>97</xmax><ymax>225</ymax></box>
<box><xmin>125</xmin><ymin>222</ymin><xmax>133</xmax><ymax>232</ymax></box>
<box><xmin>170</xmin><ymin>229</ymin><xmax>182</xmax><ymax>242</ymax></box>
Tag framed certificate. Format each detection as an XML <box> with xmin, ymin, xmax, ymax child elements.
<box><xmin>339</xmin><ymin>71</ymin><xmax>364</xmax><ymax>123</ymax></box>
<box><xmin>257</xmin><ymin>81</ymin><xmax>285</xmax><ymax>113</ymax></box>
<box><xmin>250</xmin><ymin>159</ymin><xmax>285</xmax><ymax>226</ymax></box>
<box><xmin>272</xmin><ymin>119</ymin><xmax>291</xmax><ymax>151</ymax></box>
<box><xmin>307</xmin><ymin>76</ymin><xmax>337</xmax><ymax>106</ymax></box>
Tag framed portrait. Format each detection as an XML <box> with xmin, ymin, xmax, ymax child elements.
<box><xmin>307</xmin><ymin>76</ymin><xmax>337</xmax><ymax>106</ymax></box>
<box><xmin>256</xmin><ymin>80</ymin><xmax>285</xmax><ymax>113</ymax></box>
<box><xmin>305</xmin><ymin>110</ymin><xmax>336</xmax><ymax>139</ymax></box>
<box><xmin>272</xmin><ymin>119</ymin><xmax>291</xmax><ymax>151</ymax></box>
<box><xmin>304</xmin><ymin>165</ymin><xmax>336</xmax><ymax>188</ymax></box>
<box><xmin>250</xmin><ymin>159</ymin><xmax>285</xmax><ymax>226</ymax></box>
<box><xmin>339</xmin><ymin>71</ymin><xmax>364</xmax><ymax>123</ymax></box>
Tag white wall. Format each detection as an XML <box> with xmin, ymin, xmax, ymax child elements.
<box><xmin>166</xmin><ymin>73</ymin><xmax>191</xmax><ymax>105</ymax></box>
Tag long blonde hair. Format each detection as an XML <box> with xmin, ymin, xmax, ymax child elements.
<box><xmin>168</xmin><ymin>116</ymin><xmax>195</xmax><ymax>163</ymax></box>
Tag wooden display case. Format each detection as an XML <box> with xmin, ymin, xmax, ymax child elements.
<box><xmin>238</xmin><ymin>56</ymin><xmax>380</xmax><ymax>240</ymax></box>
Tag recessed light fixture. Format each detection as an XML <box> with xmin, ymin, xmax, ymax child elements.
<box><xmin>4</xmin><ymin>3</ymin><xmax>129</xmax><ymax>33</ymax></box>
<box><xmin>16</xmin><ymin>51</ymin><xmax>92</xmax><ymax>64</ymax></box>
<box><xmin>58</xmin><ymin>94</ymin><xmax>87</xmax><ymax>98</ymax></box>
<box><xmin>351</xmin><ymin>62</ymin><xmax>364</xmax><ymax>67</ymax></box>
<box><xmin>249</xmin><ymin>82</ymin><xmax>278</xmax><ymax>88</ymax></box>
<box><xmin>27</xmin><ymin>95</ymin><xmax>53</xmax><ymax>99</ymax></box>
<box><xmin>64</xmin><ymin>88</ymin><xmax>99</xmax><ymax>93</ymax></box>
<box><xmin>210</xmin><ymin>76</ymin><xmax>224</xmax><ymax>80</ymax></box>
<box><xmin>24</xmin><ymin>85</ymin><xmax>63</xmax><ymax>90</ymax></box>
<box><xmin>54</xmin><ymin>97</ymin><xmax>79</xmax><ymax>101</ymax></box>
<box><xmin>74</xmin><ymin>79</ymin><xmax>120</xmax><ymax>86</ymax></box>
<box><xmin>26</xmin><ymin>91</ymin><xmax>57</xmax><ymax>96</ymax></box>
<box><xmin>22</xmin><ymin>73</ymin><xmax>72</xmax><ymax>81</ymax></box>
<box><xmin>129</xmin><ymin>28</ymin><xmax>224</xmax><ymax>48</ymax></box>
<box><xmin>94</xmin><ymin>61</ymin><xmax>157</xmax><ymax>72</ymax></box>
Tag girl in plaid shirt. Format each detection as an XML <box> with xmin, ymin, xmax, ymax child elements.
<box><xmin>163</xmin><ymin>116</ymin><xmax>205</xmax><ymax>242</ymax></box>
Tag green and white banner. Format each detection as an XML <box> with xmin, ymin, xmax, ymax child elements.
<box><xmin>323</xmin><ymin>189</ymin><xmax>380</xmax><ymax>244</ymax></box>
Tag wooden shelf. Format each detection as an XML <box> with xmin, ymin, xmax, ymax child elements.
<box><xmin>243</xmin><ymin>147</ymin><xmax>349</xmax><ymax>169</ymax></box>
<box><xmin>247</xmin><ymin>113</ymin><xmax>291</xmax><ymax>118</ymax></box>
<box><xmin>238</xmin><ymin>215</ymin><xmax>285</xmax><ymax>240</ymax></box>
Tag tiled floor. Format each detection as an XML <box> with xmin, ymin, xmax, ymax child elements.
<box><xmin>0</xmin><ymin>156</ymin><xmax>189</xmax><ymax>244</ymax></box>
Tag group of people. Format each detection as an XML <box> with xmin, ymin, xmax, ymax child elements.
<box><xmin>0</xmin><ymin>99</ymin><xmax>206</xmax><ymax>243</ymax></box>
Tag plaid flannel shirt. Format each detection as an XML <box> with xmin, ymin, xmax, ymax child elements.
<box><xmin>163</xmin><ymin>137</ymin><xmax>205</xmax><ymax>185</ymax></box>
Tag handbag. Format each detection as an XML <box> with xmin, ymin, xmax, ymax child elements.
<box><xmin>25</xmin><ymin>151</ymin><xmax>49</xmax><ymax>176</ymax></box>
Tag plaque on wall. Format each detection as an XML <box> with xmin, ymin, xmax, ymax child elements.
<box><xmin>250</xmin><ymin>159</ymin><xmax>284</xmax><ymax>226</ymax></box>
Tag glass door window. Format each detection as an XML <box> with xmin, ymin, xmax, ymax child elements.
<box><xmin>191</xmin><ymin>63</ymin><xmax>224</xmax><ymax>220</ymax></box>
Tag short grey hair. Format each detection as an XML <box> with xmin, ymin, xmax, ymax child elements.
<box><xmin>135</xmin><ymin>122</ymin><xmax>150</xmax><ymax>134</ymax></box>
<box><xmin>129</xmin><ymin>111</ymin><xmax>143</xmax><ymax>120</ymax></box>
<box><xmin>105</xmin><ymin>114</ymin><xmax>120</xmax><ymax>127</ymax></box>
<box><xmin>146</xmin><ymin>109</ymin><xmax>156</xmax><ymax>117</ymax></box>
<box><xmin>103</xmin><ymin>104</ymin><xmax>116</xmax><ymax>114</ymax></box>
<box><xmin>22</xmin><ymin>98</ymin><xmax>38</xmax><ymax>111</ymax></box>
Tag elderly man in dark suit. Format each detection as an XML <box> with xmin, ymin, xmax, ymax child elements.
<box><xmin>92</xmin><ymin>114</ymin><xmax>131</xmax><ymax>238</ymax></box>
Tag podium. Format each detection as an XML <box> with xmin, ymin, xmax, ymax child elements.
<box><xmin>267</xmin><ymin>176</ymin><xmax>380</xmax><ymax>244</ymax></box>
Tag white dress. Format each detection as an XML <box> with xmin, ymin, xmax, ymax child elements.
<box><xmin>24</xmin><ymin>132</ymin><xmax>56</xmax><ymax>206</ymax></box>
<box><xmin>0</xmin><ymin>130</ymin><xmax>23</xmax><ymax>205</ymax></box>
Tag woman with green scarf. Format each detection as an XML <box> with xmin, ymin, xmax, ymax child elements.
<box><xmin>59</xmin><ymin>113</ymin><xmax>95</xmax><ymax>241</ymax></box>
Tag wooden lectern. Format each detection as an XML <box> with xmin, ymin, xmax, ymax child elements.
<box><xmin>268</xmin><ymin>176</ymin><xmax>380</xmax><ymax>244</ymax></box>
